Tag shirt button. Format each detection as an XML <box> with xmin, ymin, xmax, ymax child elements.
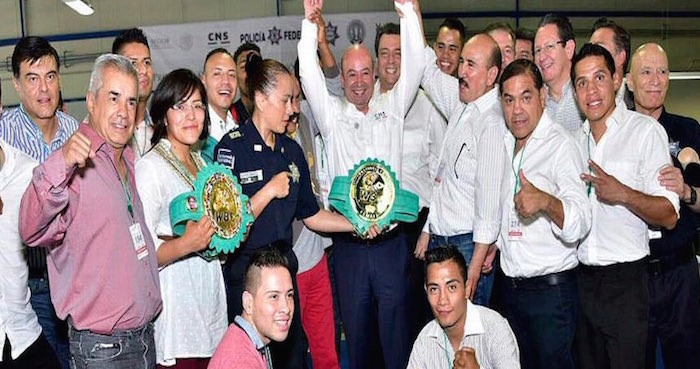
<box><xmin>354</xmin><ymin>122</ymin><xmax>359</xmax><ymax>129</ymax></box>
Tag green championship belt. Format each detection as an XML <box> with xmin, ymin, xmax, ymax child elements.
<box><xmin>329</xmin><ymin>158</ymin><xmax>419</xmax><ymax>235</ymax></box>
<box><xmin>170</xmin><ymin>163</ymin><xmax>254</xmax><ymax>256</ymax></box>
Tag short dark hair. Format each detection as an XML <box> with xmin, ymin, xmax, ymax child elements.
<box><xmin>112</xmin><ymin>28</ymin><xmax>150</xmax><ymax>54</ymax></box>
<box><xmin>11</xmin><ymin>36</ymin><xmax>60</xmax><ymax>78</ymax></box>
<box><xmin>234</xmin><ymin>42</ymin><xmax>261</xmax><ymax>64</ymax></box>
<box><xmin>591</xmin><ymin>17</ymin><xmax>631</xmax><ymax>73</ymax></box>
<box><xmin>374</xmin><ymin>23</ymin><xmax>400</xmax><ymax>57</ymax></box>
<box><xmin>484</xmin><ymin>22</ymin><xmax>515</xmax><ymax>45</ymax></box>
<box><xmin>571</xmin><ymin>43</ymin><xmax>616</xmax><ymax>83</ymax></box>
<box><xmin>244</xmin><ymin>247</ymin><xmax>291</xmax><ymax>294</ymax></box>
<box><xmin>245</xmin><ymin>53</ymin><xmax>291</xmax><ymax>105</ymax></box>
<box><xmin>437</xmin><ymin>18</ymin><xmax>466</xmax><ymax>46</ymax></box>
<box><xmin>425</xmin><ymin>245</ymin><xmax>468</xmax><ymax>283</ymax></box>
<box><xmin>149</xmin><ymin>68</ymin><xmax>210</xmax><ymax>146</ymax></box>
<box><xmin>515</xmin><ymin>27</ymin><xmax>535</xmax><ymax>42</ymax></box>
<box><xmin>203</xmin><ymin>48</ymin><xmax>234</xmax><ymax>71</ymax></box>
<box><xmin>538</xmin><ymin>13</ymin><xmax>575</xmax><ymax>43</ymax></box>
<box><xmin>499</xmin><ymin>58</ymin><xmax>544</xmax><ymax>95</ymax></box>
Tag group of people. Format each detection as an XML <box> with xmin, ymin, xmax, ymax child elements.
<box><xmin>0</xmin><ymin>0</ymin><xmax>698</xmax><ymax>369</ymax></box>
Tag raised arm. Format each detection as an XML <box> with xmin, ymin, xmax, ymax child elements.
<box><xmin>420</xmin><ymin>47</ymin><xmax>462</xmax><ymax>118</ymax></box>
<box><xmin>390</xmin><ymin>0</ymin><xmax>426</xmax><ymax>117</ymax></box>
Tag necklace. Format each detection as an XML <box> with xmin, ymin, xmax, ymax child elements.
<box><xmin>153</xmin><ymin>140</ymin><xmax>205</xmax><ymax>189</ymax></box>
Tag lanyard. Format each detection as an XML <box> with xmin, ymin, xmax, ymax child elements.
<box><xmin>586</xmin><ymin>130</ymin><xmax>593</xmax><ymax>196</ymax></box>
<box><xmin>443</xmin><ymin>331</ymin><xmax>454</xmax><ymax>369</ymax></box>
<box><xmin>119</xmin><ymin>160</ymin><xmax>134</xmax><ymax>219</ymax></box>
<box><xmin>263</xmin><ymin>346</ymin><xmax>273</xmax><ymax>369</ymax></box>
<box><xmin>511</xmin><ymin>140</ymin><xmax>527</xmax><ymax>196</ymax></box>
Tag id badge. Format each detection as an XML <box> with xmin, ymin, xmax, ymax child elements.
<box><xmin>130</xmin><ymin>223</ymin><xmax>149</xmax><ymax>260</ymax></box>
<box><xmin>508</xmin><ymin>207</ymin><xmax>523</xmax><ymax>241</ymax></box>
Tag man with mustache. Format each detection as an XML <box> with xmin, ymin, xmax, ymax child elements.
<box><xmin>113</xmin><ymin>28</ymin><xmax>155</xmax><ymax>160</ymax></box>
<box><xmin>627</xmin><ymin>43</ymin><xmax>700</xmax><ymax>369</ymax></box>
<box><xmin>298</xmin><ymin>0</ymin><xmax>425</xmax><ymax>368</ymax></box>
<box><xmin>416</xmin><ymin>23</ymin><xmax>507</xmax><ymax>307</ymax></box>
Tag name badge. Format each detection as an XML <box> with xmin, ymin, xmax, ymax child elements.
<box><xmin>130</xmin><ymin>223</ymin><xmax>148</xmax><ymax>260</ymax></box>
<box><xmin>217</xmin><ymin>148</ymin><xmax>235</xmax><ymax>169</ymax></box>
<box><xmin>508</xmin><ymin>207</ymin><xmax>523</xmax><ymax>241</ymax></box>
<box><xmin>240</xmin><ymin>169</ymin><xmax>264</xmax><ymax>185</ymax></box>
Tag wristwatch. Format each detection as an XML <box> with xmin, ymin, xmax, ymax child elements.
<box><xmin>687</xmin><ymin>186</ymin><xmax>697</xmax><ymax>206</ymax></box>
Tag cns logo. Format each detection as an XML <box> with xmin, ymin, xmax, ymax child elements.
<box><xmin>346</xmin><ymin>20</ymin><xmax>365</xmax><ymax>44</ymax></box>
<box><xmin>208</xmin><ymin>31</ymin><xmax>231</xmax><ymax>46</ymax></box>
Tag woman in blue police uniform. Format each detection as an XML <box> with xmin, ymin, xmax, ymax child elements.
<box><xmin>214</xmin><ymin>55</ymin><xmax>374</xmax><ymax>369</ymax></box>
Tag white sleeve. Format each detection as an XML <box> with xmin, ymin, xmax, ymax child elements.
<box><xmin>135</xmin><ymin>158</ymin><xmax>165</xmax><ymax>251</ymax></box>
<box><xmin>420</xmin><ymin>47</ymin><xmax>461</xmax><ymax>119</ymax></box>
<box><xmin>389</xmin><ymin>1</ymin><xmax>425</xmax><ymax>118</ymax></box>
<box><xmin>551</xmin><ymin>137</ymin><xmax>592</xmax><ymax>243</ymax></box>
<box><xmin>641</xmin><ymin>120</ymin><xmax>680</xmax><ymax>216</ymax></box>
<box><xmin>427</xmin><ymin>100</ymin><xmax>447</xmax><ymax>180</ymax></box>
<box><xmin>298</xmin><ymin>19</ymin><xmax>340</xmax><ymax>140</ymax></box>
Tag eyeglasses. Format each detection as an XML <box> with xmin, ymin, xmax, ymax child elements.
<box><xmin>534</xmin><ymin>41</ymin><xmax>567</xmax><ymax>56</ymax></box>
<box><xmin>171</xmin><ymin>102</ymin><xmax>206</xmax><ymax>112</ymax></box>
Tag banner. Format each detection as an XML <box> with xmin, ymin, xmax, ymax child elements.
<box><xmin>142</xmin><ymin>12</ymin><xmax>398</xmax><ymax>83</ymax></box>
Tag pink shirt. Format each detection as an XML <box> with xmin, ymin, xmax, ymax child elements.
<box><xmin>19</xmin><ymin>123</ymin><xmax>162</xmax><ymax>335</ymax></box>
<box><xmin>208</xmin><ymin>319</ymin><xmax>267</xmax><ymax>369</ymax></box>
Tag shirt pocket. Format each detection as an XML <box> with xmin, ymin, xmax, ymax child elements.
<box><xmin>453</xmin><ymin>141</ymin><xmax>476</xmax><ymax>180</ymax></box>
<box><xmin>604</xmin><ymin>161</ymin><xmax>640</xmax><ymax>190</ymax></box>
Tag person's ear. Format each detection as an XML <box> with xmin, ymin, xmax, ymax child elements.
<box><xmin>242</xmin><ymin>290</ymin><xmax>254</xmax><ymax>315</ymax></box>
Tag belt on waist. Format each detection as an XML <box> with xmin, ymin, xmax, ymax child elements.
<box><xmin>648</xmin><ymin>245</ymin><xmax>696</xmax><ymax>274</ymax></box>
<box><xmin>504</xmin><ymin>269</ymin><xmax>577</xmax><ymax>288</ymax></box>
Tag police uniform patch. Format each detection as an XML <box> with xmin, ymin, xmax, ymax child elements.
<box><xmin>228</xmin><ymin>131</ymin><xmax>242</xmax><ymax>140</ymax></box>
<box><xmin>217</xmin><ymin>148</ymin><xmax>235</xmax><ymax>169</ymax></box>
<box><xmin>288</xmin><ymin>162</ymin><xmax>300</xmax><ymax>183</ymax></box>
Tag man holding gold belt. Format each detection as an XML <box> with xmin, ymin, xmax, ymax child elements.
<box><xmin>298</xmin><ymin>0</ymin><xmax>425</xmax><ymax>368</ymax></box>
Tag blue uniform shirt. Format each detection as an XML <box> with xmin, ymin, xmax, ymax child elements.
<box><xmin>650</xmin><ymin>107</ymin><xmax>700</xmax><ymax>259</ymax></box>
<box><xmin>214</xmin><ymin>119</ymin><xmax>320</xmax><ymax>252</ymax></box>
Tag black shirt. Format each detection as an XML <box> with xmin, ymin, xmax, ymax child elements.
<box><xmin>232</xmin><ymin>99</ymin><xmax>251</xmax><ymax>126</ymax></box>
<box><xmin>650</xmin><ymin>107</ymin><xmax>700</xmax><ymax>259</ymax></box>
<box><xmin>214</xmin><ymin>119</ymin><xmax>320</xmax><ymax>252</ymax></box>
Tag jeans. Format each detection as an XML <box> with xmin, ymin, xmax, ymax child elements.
<box><xmin>499</xmin><ymin>271</ymin><xmax>578</xmax><ymax>369</ymax></box>
<box><xmin>28</xmin><ymin>277</ymin><xmax>70</xmax><ymax>369</ymax></box>
<box><xmin>429</xmin><ymin>233</ymin><xmax>494</xmax><ymax>306</ymax></box>
<box><xmin>68</xmin><ymin>322</ymin><xmax>156</xmax><ymax>369</ymax></box>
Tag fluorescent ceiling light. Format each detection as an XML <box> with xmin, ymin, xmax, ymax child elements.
<box><xmin>62</xmin><ymin>0</ymin><xmax>94</xmax><ymax>15</ymax></box>
<box><xmin>670</xmin><ymin>72</ymin><xmax>700</xmax><ymax>80</ymax></box>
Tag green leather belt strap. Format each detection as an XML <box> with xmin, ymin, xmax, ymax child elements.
<box><xmin>329</xmin><ymin>158</ymin><xmax>418</xmax><ymax>235</ymax></box>
<box><xmin>199</xmin><ymin>136</ymin><xmax>219</xmax><ymax>165</ymax></box>
<box><xmin>170</xmin><ymin>163</ymin><xmax>254</xmax><ymax>255</ymax></box>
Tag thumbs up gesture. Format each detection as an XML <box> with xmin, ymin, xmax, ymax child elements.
<box><xmin>514</xmin><ymin>170</ymin><xmax>550</xmax><ymax>218</ymax></box>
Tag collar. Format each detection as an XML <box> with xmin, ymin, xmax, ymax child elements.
<box><xmin>546</xmin><ymin>78</ymin><xmax>573</xmax><ymax>102</ymax></box>
<box><xmin>426</xmin><ymin>299</ymin><xmax>485</xmax><ymax>349</ymax></box>
<box><xmin>470</xmin><ymin>87</ymin><xmax>500</xmax><ymax>115</ymax></box>
<box><xmin>582</xmin><ymin>102</ymin><xmax>626</xmax><ymax>136</ymax></box>
<box><xmin>78</xmin><ymin>122</ymin><xmax>135</xmax><ymax>163</ymax></box>
<box><xmin>504</xmin><ymin>111</ymin><xmax>554</xmax><ymax>148</ymax></box>
<box><xmin>18</xmin><ymin>103</ymin><xmax>62</xmax><ymax>136</ymax></box>
<box><xmin>208</xmin><ymin>104</ymin><xmax>234</xmax><ymax>125</ymax></box>
<box><xmin>234</xmin><ymin>315</ymin><xmax>266</xmax><ymax>350</ymax></box>
<box><xmin>242</xmin><ymin>118</ymin><xmax>286</xmax><ymax>154</ymax></box>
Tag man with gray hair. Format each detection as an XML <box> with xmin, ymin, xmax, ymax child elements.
<box><xmin>19</xmin><ymin>54</ymin><xmax>162</xmax><ymax>369</ymax></box>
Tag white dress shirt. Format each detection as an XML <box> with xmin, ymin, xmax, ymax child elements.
<box><xmin>208</xmin><ymin>104</ymin><xmax>238</xmax><ymax>141</ymax></box>
<box><xmin>420</xmin><ymin>51</ymin><xmax>507</xmax><ymax>243</ymax></box>
<box><xmin>135</xmin><ymin>140</ymin><xmax>227</xmax><ymax>366</ymax></box>
<box><xmin>0</xmin><ymin>139</ymin><xmax>40</xmax><ymax>361</ymax></box>
<box><xmin>130</xmin><ymin>113</ymin><xmax>154</xmax><ymax>160</ymax></box>
<box><xmin>575</xmin><ymin>104</ymin><xmax>680</xmax><ymax>266</ymax></box>
<box><xmin>407</xmin><ymin>300</ymin><xmax>520</xmax><ymax>369</ymax></box>
<box><xmin>298</xmin><ymin>1</ymin><xmax>424</xmax><ymax>183</ymax></box>
<box><xmin>498</xmin><ymin>113</ymin><xmax>590</xmax><ymax>278</ymax></box>
<box><xmin>375</xmin><ymin>86</ymin><xmax>446</xmax><ymax>209</ymax></box>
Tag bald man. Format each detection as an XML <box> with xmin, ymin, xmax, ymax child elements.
<box><xmin>297</xmin><ymin>1</ymin><xmax>425</xmax><ymax>368</ymax></box>
<box><xmin>416</xmin><ymin>29</ymin><xmax>507</xmax><ymax>307</ymax></box>
<box><xmin>628</xmin><ymin>43</ymin><xmax>700</xmax><ymax>369</ymax></box>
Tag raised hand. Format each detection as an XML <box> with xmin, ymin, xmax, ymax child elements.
<box><xmin>303</xmin><ymin>0</ymin><xmax>323</xmax><ymax>20</ymax></box>
<box><xmin>514</xmin><ymin>170</ymin><xmax>549</xmax><ymax>218</ymax></box>
<box><xmin>581</xmin><ymin>160</ymin><xmax>629</xmax><ymax>204</ymax></box>
<box><xmin>62</xmin><ymin>131</ymin><xmax>94</xmax><ymax>168</ymax></box>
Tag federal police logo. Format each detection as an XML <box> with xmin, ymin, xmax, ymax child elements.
<box><xmin>349</xmin><ymin>162</ymin><xmax>395</xmax><ymax>222</ymax></box>
<box><xmin>269</xmin><ymin>26</ymin><xmax>283</xmax><ymax>45</ymax></box>
<box><xmin>326</xmin><ymin>21</ymin><xmax>340</xmax><ymax>46</ymax></box>
<box><xmin>289</xmin><ymin>163</ymin><xmax>300</xmax><ymax>183</ymax></box>
<box><xmin>346</xmin><ymin>20</ymin><xmax>365</xmax><ymax>44</ymax></box>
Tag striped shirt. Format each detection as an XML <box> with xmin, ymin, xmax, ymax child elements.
<box><xmin>545</xmin><ymin>79</ymin><xmax>585</xmax><ymax>132</ymax></box>
<box><xmin>407</xmin><ymin>300</ymin><xmax>520</xmax><ymax>369</ymax></box>
<box><xmin>0</xmin><ymin>105</ymin><xmax>79</xmax><ymax>271</ymax></box>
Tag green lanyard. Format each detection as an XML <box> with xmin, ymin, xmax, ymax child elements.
<box><xmin>511</xmin><ymin>141</ymin><xmax>527</xmax><ymax>196</ymax></box>
<box><xmin>120</xmin><ymin>161</ymin><xmax>134</xmax><ymax>219</ymax></box>
<box><xmin>586</xmin><ymin>130</ymin><xmax>593</xmax><ymax>196</ymax></box>
<box><xmin>443</xmin><ymin>332</ymin><xmax>454</xmax><ymax>369</ymax></box>
<box><xmin>263</xmin><ymin>346</ymin><xmax>273</xmax><ymax>369</ymax></box>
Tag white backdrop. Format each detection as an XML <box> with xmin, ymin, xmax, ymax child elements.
<box><xmin>142</xmin><ymin>11</ymin><xmax>398</xmax><ymax>83</ymax></box>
